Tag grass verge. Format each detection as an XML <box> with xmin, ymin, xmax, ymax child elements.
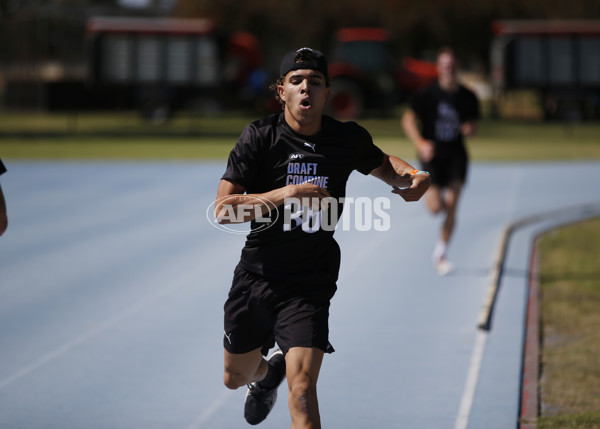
<box><xmin>1</xmin><ymin>112</ymin><xmax>600</xmax><ymax>161</ymax></box>
<box><xmin>537</xmin><ymin>217</ymin><xmax>600</xmax><ymax>428</ymax></box>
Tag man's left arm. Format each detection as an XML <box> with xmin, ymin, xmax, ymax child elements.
<box><xmin>370</xmin><ymin>153</ymin><xmax>430</xmax><ymax>202</ymax></box>
<box><xmin>461</xmin><ymin>121</ymin><xmax>477</xmax><ymax>137</ymax></box>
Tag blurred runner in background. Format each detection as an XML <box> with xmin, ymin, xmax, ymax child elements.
<box><xmin>401</xmin><ymin>47</ymin><xmax>480</xmax><ymax>275</ymax></box>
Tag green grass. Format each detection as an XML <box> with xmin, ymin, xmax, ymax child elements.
<box><xmin>0</xmin><ymin>111</ymin><xmax>241</xmax><ymax>160</ymax></box>
<box><xmin>537</xmin><ymin>413</ymin><xmax>600</xmax><ymax>429</ymax></box>
<box><xmin>1</xmin><ymin>112</ymin><xmax>600</xmax><ymax>161</ymax></box>
<box><xmin>0</xmin><ymin>137</ymin><xmax>235</xmax><ymax>160</ymax></box>
<box><xmin>537</xmin><ymin>218</ymin><xmax>600</xmax><ymax>428</ymax></box>
<box><xmin>0</xmin><ymin>111</ymin><xmax>249</xmax><ymax>134</ymax></box>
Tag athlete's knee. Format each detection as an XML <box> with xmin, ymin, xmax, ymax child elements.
<box><xmin>223</xmin><ymin>368</ymin><xmax>246</xmax><ymax>390</ymax></box>
<box><xmin>425</xmin><ymin>195</ymin><xmax>444</xmax><ymax>214</ymax></box>
<box><xmin>223</xmin><ymin>375</ymin><xmax>239</xmax><ymax>390</ymax></box>
<box><xmin>425</xmin><ymin>189</ymin><xmax>445</xmax><ymax>214</ymax></box>
<box><xmin>427</xmin><ymin>197</ymin><xmax>446</xmax><ymax>215</ymax></box>
<box><xmin>429</xmin><ymin>204</ymin><xmax>445</xmax><ymax>215</ymax></box>
<box><xmin>288</xmin><ymin>373</ymin><xmax>318</xmax><ymax>409</ymax></box>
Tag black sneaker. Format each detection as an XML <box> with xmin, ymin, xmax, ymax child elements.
<box><xmin>244</xmin><ymin>349</ymin><xmax>286</xmax><ymax>425</ymax></box>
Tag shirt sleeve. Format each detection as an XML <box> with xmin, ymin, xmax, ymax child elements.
<box><xmin>221</xmin><ymin>124</ymin><xmax>262</xmax><ymax>190</ymax></box>
<box><xmin>461</xmin><ymin>87</ymin><xmax>481</xmax><ymax>122</ymax></box>
<box><xmin>410</xmin><ymin>88</ymin><xmax>427</xmax><ymax>119</ymax></box>
<box><xmin>0</xmin><ymin>159</ymin><xmax>6</xmax><ymax>176</ymax></box>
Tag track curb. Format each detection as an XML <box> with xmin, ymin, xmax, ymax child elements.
<box><xmin>519</xmin><ymin>238</ymin><xmax>540</xmax><ymax>429</ymax></box>
<box><xmin>473</xmin><ymin>202</ymin><xmax>600</xmax><ymax>428</ymax></box>
<box><xmin>477</xmin><ymin>202</ymin><xmax>600</xmax><ymax>331</ymax></box>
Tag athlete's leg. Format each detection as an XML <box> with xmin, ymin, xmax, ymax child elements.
<box><xmin>224</xmin><ymin>347</ymin><xmax>269</xmax><ymax>390</ymax></box>
<box><xmin>424</xmin><ymin>184</ymin><xmax>444</xmax><ymax>215</ymax></box>
<box><xmin>432</xmin><ymin>181</ymin><xmax>463</xmax><ymax>274</ymax></box>
<box><xmin>285</xmin><ymin>347</ymin><xmax>324</xmax><ymax>429</ymax></box>
<box><xmin>440</xmin><ymin>180</ymin><xmax>463</xmax><ymax>244</ymax></box>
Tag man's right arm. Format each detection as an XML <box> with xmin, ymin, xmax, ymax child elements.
<box><xmin>214</xmin><ymin>179</ymin><xmax>331</xmax><ymax>225</ymax></box>
<box><xmin>401</xmin><ymin>108</ymin><xmax>435</xmax><ymax>163</ymax></box>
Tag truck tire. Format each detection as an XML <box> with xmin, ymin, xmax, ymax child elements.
<box><xmin>328</xmin><ymin>78</ymin><xmax>364</xmax><ymax>119</ymax></box>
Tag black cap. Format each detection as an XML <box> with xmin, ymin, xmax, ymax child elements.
<box><xmin>279</xmin><ymin>47</ymin><xmax>329</xmax><ymax>80</ymax></box>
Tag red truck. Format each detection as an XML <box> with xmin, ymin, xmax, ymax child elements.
<box><xmin>327</xmin><ymin>28</ymin><xmax>437</xmax><ymax>119</ymax></box>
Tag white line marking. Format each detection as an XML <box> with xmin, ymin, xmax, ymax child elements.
<box><xmin>184</xmin><ymin>389</ymin><xmax>234</xmax><ymax>429</ymax></box>
<box><xmin>0</xmin><ymin>271</ymin><xmax>194</xmax><ymax>391</ymax></box>
<box><xmin>454</xmin><ymin>330</ymin><xmax>488</xmax><ymax>429</ymax></box>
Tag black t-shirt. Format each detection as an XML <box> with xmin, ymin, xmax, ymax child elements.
<box><xmin>222</xmin><ymin>113</ymin><xmax>384</xmax><ymax>285</ymax></box>
<box><xmin>0</xmin><ymin>159</ymin><xmax>6</xmax><ymax>176</ymax></box>
<box><xmin>411</xmin><ymin>82</ymin><xmax>480</xmax><ymax>148</ymax></box>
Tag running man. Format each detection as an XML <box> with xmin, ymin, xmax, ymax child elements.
<box><xmin>214</xmin><ymin>47</ymin><xmax>430</xmax><ymax>427</ymax></box>
<box><xmin>401</xmin><ymin>47</ymin><xmax>480</xmax><ymax>275</ymax></box>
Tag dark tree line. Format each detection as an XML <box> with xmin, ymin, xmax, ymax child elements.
<box><xmin>2</xmin><ymin>0</ymin><xmax>600</xmax><ymax>73</ymax></box>
<box><xmin>172</xmin><ymin>0</ymin><xmax>600</xmax><ymax>71</ymax></box>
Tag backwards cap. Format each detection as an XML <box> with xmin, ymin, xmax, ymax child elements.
<box><xmin>279</xmin><ymin>47</ymin><xmax>329</xmax><ymax>80</ymax></box>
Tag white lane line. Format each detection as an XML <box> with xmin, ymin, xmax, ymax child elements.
<box><xmin>183</xmin><ymin>389</ymin><xmax>234</xmax><ymax>429</ymax></box>
<box><xmin>0</xmin><ymin>270</ymin><xmax>194</xmax><ymax>391</ymax></box>
<box><xmin>454</xmin><ymin>329</ymin><xmax>488</xmax><ymax>429</ymax></box>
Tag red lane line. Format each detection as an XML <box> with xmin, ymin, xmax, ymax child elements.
<box><xmin>519</xmin><ymin>237</ymin><xmax>540</xmax><ymax>428</ymax></box>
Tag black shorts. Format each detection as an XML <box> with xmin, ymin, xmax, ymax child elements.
<box><xmin>421</xmin><ymin>142</ymin><xmax>468</xmax><ymax>188</ymax></box>
<box><xmin>223</xmin><ymin>264</ymin><xmax>337</xmax><ymax>356</ymax></box>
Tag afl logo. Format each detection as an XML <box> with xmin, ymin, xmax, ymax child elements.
<box><xmin>289</xmin><ymin>153</ymin><xmax>304</xmax><ymax>160</ymax></box>
<box><xmin>207</xmin><ymin>195</ymin><xmax>279</xmax><ymax>234</ymax></box>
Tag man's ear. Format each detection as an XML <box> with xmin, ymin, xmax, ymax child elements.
<box><xmin>278</xmin><ymin>85</ymin><xmax>286</xmax><ymax>103</ymax></box>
